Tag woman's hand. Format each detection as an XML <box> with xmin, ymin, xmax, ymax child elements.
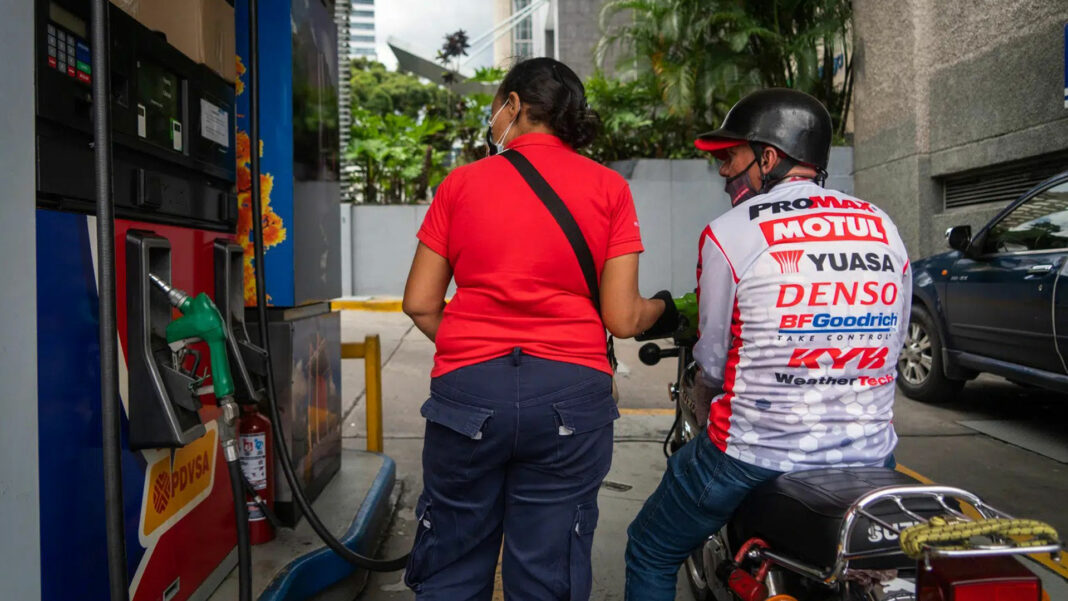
<box><xmin>599</xmin><ymin>253</ymin><xmax>669</xmax><ymax>338</ymax></box>
<box><xmin>402</xmin><ymin>243</ymin><xmax>453</xmax><ymax>342</ymax></box>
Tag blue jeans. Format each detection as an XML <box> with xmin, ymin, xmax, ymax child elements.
<box><xmin>406</xmin><ymin>349</ymin><xmax>618</xmax><ymax>601</ymax></box>
<box><xmin>624</xmin><ymin>435</ymin><xmax>781</xmax><ymax>600</ymax></box>
<box><xmin>624</xmin><ymin>436</ymin><xmax>899</xmax><ymax>600</ymax></box>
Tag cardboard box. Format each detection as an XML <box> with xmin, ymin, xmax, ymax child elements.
<box><xmin>109</xmin><ymin>0</ymin><xmax>141</xmax><ymax>19</ymax></box>
<box><xmin>110</xmin><ymin>0</ymin><xmax>236</xmax><ymax>83</ymax></box>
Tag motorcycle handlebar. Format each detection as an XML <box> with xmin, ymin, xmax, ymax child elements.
<box><xmin>638</xmin><ymin>342</ymin><xmax>680</xmax><ymax>366</ymax></box>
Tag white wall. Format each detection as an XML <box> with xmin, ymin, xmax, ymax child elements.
<box><xmin>0</xmin><ymin>0</ymin><xmax>41</xmax><ymax>597</ymax></box>
<box><xmin>347</xmin><ymin>148</ymin><xmax>855</xmax><ymax>297</ymax></box>
<box><xmin>350</xmin><ymin>204</ymin><xmax>428</xmax><ymax>296</ymax></box>
<box><xmin>340</xmin><ymin>205</ymin><xmax>352</xmax><ymax>296</ymax></box>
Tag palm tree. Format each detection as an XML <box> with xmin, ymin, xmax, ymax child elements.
<box><xmin>597</xmin><ymin>0</ymin><xmax>853</xmax><ymax>140</ymax></box>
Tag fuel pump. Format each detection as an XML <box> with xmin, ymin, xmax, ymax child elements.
<box><xmin>147</xmin><ymin>273</ymin><xmax>253</xmax><ymax>601</ymax></box>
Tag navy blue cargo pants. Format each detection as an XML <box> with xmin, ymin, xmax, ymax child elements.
<box><xmin>404</xmin><ymin>348</ymin><xmax>618</xmax><ymax>600</ymax></box>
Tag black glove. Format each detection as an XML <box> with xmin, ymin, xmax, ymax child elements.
<box><xmin>639</xmin><ymin>290</ymin><xmax>680</xmax><ymax>339</ymax></box>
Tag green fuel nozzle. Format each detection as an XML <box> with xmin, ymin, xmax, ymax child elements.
<box><xmin>150</xmin><ymin>273</ymin><xmax>235</xmax><ymax>400</ymax></box>
<box><xmin>674</xmin><ymin>292</ymin><xmax>699</xmax><ymax>342</ymax></box>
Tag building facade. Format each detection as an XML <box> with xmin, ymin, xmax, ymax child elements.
<box><xmin>491</xmin><ymin>0</ymin><xmax>603</xmax><ymax>80</ymax></box>
<box><xmin>348</xmin><ymin>0</ymin><xmax>376</xmax><ymax>60</ymax></box>
<box><xmin>852</xmin><ymin>0</ymin><xmax>1068</xmax><ymax>258</ymax></box>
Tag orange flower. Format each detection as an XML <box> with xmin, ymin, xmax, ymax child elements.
<box><xmin>236</xmin><ymin>131</ymin><xmax>250</xmax><ymax>167</ymax></box>
<box><xmin>243</xmin><ymin>257</ymin><xmax>257</xmax><ymax>305</ymax></box>
<box><xmin>262</xmin><ymin>211</ymin><xmax>287</xmax><ymax>248</ymax></box>
<box><xmin>237</xmin><ymin>165</ymin><xmax>251</xmax><ymax>194</ymax></box>
<box><xmin>259</xmin><ymin>173</ymin><xmax>274</xmax><ymax>203</ymax></box>
<box><xmin>236</xmin><ymin>56</ymin><xmax>246</xmax><ymax>96</ymax></box>
<box><xmin>233</xmin><ymin>133</ymin><xmax>282</xmax><ymax>307</ymax></box>
<box><xmin>236</xmin><ymin>191</ymin><xmax>253</xmax><ymax>239</ymax></box>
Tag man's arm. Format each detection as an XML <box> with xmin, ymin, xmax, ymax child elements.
<box><xmin>694</xmin><ymin>228</ymin><xmax>738</xmax><ymax>387</ymax></box>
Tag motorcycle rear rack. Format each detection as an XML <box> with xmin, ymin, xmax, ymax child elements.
<box><xmin>746</xmin><ymin>484</ymin><xmax>1064</xmax><ymax>584</ymax></box>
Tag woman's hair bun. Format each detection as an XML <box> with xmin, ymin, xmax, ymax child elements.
<box><xmin>497</xmin><ymin>57</ymin><xmax>601</xmax><ymax>149</ymax></box>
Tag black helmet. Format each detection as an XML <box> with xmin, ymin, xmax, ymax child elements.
<box><xmin>695</xmin><ymin>88</ymin><xmax>832</xmax><ymax>170</ymax></box>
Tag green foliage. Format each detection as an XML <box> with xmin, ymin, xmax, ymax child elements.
<box><xmin>349</xmin><ymin>58</ymin><xmax>452</xmax><ymax>118</ymax></box>
<box><xmin>346</xmin><ymin>107</ymin><xmax>450</xmax><ymax>204</ymax></box>
<box><xmin>346</xmin><ymin>59</ymin><xmax>492</xmax><ymax>203</ymax></box>
<box><xmin>593</xmin><ymin>0</ymin><xmax>854</xmax><ymax>160</ymax></box>
<box><xmin>584</xmin><ymin>72</ymin><xmax>709</xmax><ymax>162</ymax></box>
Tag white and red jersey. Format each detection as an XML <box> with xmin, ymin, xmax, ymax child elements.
<box><xmin>695</xmin><ymin>179</ymin><xmax>911</xmax><ymax>471</ymax></box>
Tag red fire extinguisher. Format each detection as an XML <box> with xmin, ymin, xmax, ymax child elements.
<box><xmin>238</xmin><ymin>403</ymin><xmax>275</xmax><ymax>544</ymax></box>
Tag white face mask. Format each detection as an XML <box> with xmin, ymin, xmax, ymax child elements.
<box><xmin>486</xmin><ymin>99</ymin><xmax>520</xmax><ymax>155</ymax></box>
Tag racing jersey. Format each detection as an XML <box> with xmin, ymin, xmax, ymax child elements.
<box><xmin>694</xmin><ymin>178</ymin><xmax>911</xmax><ymax>471</ymax></box>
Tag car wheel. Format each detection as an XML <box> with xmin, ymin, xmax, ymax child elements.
<box><xmin>896</xmin><ymin>306</ymin><xmax>964</xmax><ymax>403</ymax></box>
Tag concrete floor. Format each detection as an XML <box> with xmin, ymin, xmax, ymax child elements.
<box><xmin>338</xmin><ymin>311</ymin><xmax>1068</xmax><ymax>600</ymax></box>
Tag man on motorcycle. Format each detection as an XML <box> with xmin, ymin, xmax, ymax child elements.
<box><xmin>625</xmin><ymin>89</ymin><xmax>912</xmax><ymax>600</ymax></box>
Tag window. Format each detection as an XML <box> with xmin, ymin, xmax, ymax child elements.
<box><xmin>352</xmin><ymin>47</ymin><xmax>375</xmax><ymax>56</ymax></box>
<box><xmin>943</xmin><ymin>152</ymin><xmax>1068</xmax><ymax>209</ymax></box>
<box><xmin>983</xmin><ymin>180</ymin><xmax>1068</xmax><ymax>253</ymax></box>
<box><xmin>351</xmin><ymin>34</ymin><xmax>375</xmax><ymax>43</ymax></box>
<box><xmin>353</xmin><ymin>0</ymin><xmax>373</xmax><ymax>4</ymax></box>
<box><xmin>351</xmin><ymin>22</ymin><xmax>374</xmax><ymax>30</ymax></box>
<box><xmin>353</xmin><ymin>9</ymin><xmax>373</xmax><ymax>17</ymax></box>
<box><xmin>513</xmin><ymin>0</ymin><xmax>533</xmax><ymax>58</ymax></box>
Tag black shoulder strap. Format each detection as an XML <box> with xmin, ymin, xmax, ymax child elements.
<box><xmin>500</xmin><ymin>149</ymin><xmax>601</xmax><ymax>313</ymax></box>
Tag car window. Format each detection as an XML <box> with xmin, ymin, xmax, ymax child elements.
<box><xmin>984</xmin><ymin>181</ymin><xmax>1068</xmax><ymax>254</ymax></box>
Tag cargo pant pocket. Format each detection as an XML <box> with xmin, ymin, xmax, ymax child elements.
<box><xmin>568</xmin><ymin>501</ymin><xmax>599</xmax><ymax>600</ymax></box>
<box><xmin>404</xmin><ymin>494</ymin><xmax>434</xmax><ymax>592</ymax></box>
<box><xmin>552</xmin><ymin>392</ymin><xmax>618</xmax><ymax>477</ymax></box>
<box><xmin>421</xmin><ymin>393</ymin><xmax>494</xmax><ymax>440</ymax></box>
<box><xmin>420</xmin><ymin>392</ymin><xmax>494</xmax><ymax>469</ymax></box>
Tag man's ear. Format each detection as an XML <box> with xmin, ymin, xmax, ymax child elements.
<box><xmin>761</xmin><ymin>146</ymin><xmax>779</xmax><ymax>171</ymax></box>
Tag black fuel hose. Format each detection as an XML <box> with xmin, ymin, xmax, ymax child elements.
<box><xmin>90</xmin><ymin>1</ymin><xmax>131</xmax><ymax>599</ymax></box>
<box><xmin>245</xmin><ymin>0</ymin><xmax>408</xmax><ymax>573</ymax></box>
<box><xmin>228</xmin><ymin>460</ymin><xmax>253</xmax><ymax>601</ymax></box>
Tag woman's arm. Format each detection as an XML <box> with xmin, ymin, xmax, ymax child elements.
<box><xmin>402</xmin><ymin>243</ymin><xmax>453</xmax><ymax>342</ymax></box>
<box><xmin>599</xmin><ymin>252</ymin><xmax>668</xmax><ymax>338</ymax></box>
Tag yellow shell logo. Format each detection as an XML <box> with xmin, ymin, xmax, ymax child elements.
<box><xmin>141</xmin><ymin>426</ymin><xmax>218</xmax><ymax>538</ymax></box>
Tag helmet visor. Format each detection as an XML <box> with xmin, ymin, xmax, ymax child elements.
<box><xmin>694</xmin><ymin>137</ymin><xmax>745</xmax><ymax>160</ymax></box>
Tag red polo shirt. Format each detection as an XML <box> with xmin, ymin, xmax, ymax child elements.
<box><xmin>417</xmin><ymin>133</ymin><xmax>644</xmax><ymax>377</ymax></box>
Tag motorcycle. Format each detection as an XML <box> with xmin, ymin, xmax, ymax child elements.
<box><xmin>636</xmin><ymin>295</ymin><xmax>1063</xmax><ymax>601</ymax></box>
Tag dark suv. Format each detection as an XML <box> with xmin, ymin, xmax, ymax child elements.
<box><xmin>899</xmin><ymin>171</ymin><xmax>1068</xmax><ymax>402</ymax></box>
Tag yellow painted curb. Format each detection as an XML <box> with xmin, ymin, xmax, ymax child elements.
<box><xmin>619</xmin><ymin>408</ymin><xmax>675</xmax><ymax>416</ymax></box>
<box><xmin>331</xmin><ymin>299</ymin><xmax>404</xmax><ymax>312</ymax></box>
<box><xmin>895</xmin><ymin>463</ymin><xmax>934</xmax><ymax>484</ymax></box>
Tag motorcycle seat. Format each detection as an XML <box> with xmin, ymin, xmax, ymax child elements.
<box><xmin>729</xmin><ymin>467</ymin><xmax>947</xmax><ymax>573</ymax></box>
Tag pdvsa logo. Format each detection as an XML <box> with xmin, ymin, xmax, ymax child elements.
<box><xmin>788</xmin><ymin>347</ymin><xmax>889</xmax><ymax>370</ymax></box>
<box><xmin>141</xmin><ymin>425</ymin><xmax>218</xmax><ymax>538</ymax></box>
<box><xmin>808</xmin><ymin>252</ymin><xmax>895</xmax><ymax>272</ymax></box>
<box><xmin>761</xmin><ymin>212</ymin><xmax>888</xmax><ymax>245</ymax></box>
<box><xmin>149</xmin><ymin>450</ymin><xmax>211</xmax><ymax>514</ymax></box>
<box><xmin>749</xmin><ymin>195</ymin><xmax>875</xmax><ymax>219</ymax></box>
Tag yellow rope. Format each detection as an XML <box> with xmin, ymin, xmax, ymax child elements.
<box><xmin>899</xmin><ymin>516</ymin><xmax>1060</xmax><ymax>559</ymax></box>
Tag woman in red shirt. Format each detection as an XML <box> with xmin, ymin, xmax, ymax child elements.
<box><xmin>402</xmin><ymin>58</ymin><xmax>676</xmax><ymax>600</ymax></box>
